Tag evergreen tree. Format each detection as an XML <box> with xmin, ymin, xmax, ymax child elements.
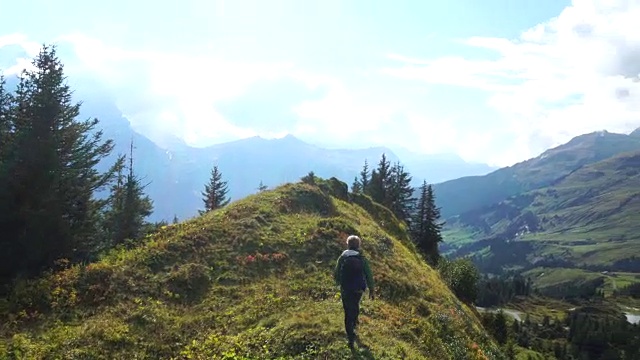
<box><xmin>257</xmin><ymin>180</ymin><xmax>268</xmax><ymax>192</ymax></box>
<box><xmin>0</xmin><ymin>45</ymin><xmax>119</xmax><ymax>279</ymax></box>
<box><xmin>103</xmin><ymin>140</ymin><xmax>153</xmax><ymax>247</ymax></box>
<box><xmin>351</xmin><ymin>176</ymin><xmax>362</xmax><ymax>193</ymax></box>
<box><xmin>0</xmin><ymin>75</ymin><xmax>13</xmax><ymax>165</ymax></box>
<box><xmin>359</xmin><ymin>159</ymin><xmax>370</xmax><ymax>192</ymax></box>
<box><xmin>201</xmin><ymin>165</ymin><xmax>230</xmax><ymax>213</ymax></box>
<box><xmin>492</xmin><ymin>310</ymin><xmax>509</xmax><ymax>345</ymax></box>
<box><xmin>388</xmin><ymin>162</ymin><xmax>415</xmax><ymax>223</ymax></box>
<box><xmin>172</xmin><ymin>215</ymin><xmax>179</xmax><ymax>224</ymax></box>
<box><xmin>300</xmin><ymin>171</ymin><xmax>316</xmax><ymax>185</ymax></box>
<box><xmin>410</xmin><ymin>180</ymin><xmax>444</xmax><ymax>265</ymax></box>
<box><xmin>367</xmin><ymin>153</ymin><xmax>391</xmax><ymax>205</ymax></box>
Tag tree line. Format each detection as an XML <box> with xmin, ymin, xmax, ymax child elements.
<box><xmin>160</xmin><ymin>136</ymin><xmax>447</xmax><ymax>267</ymax></box>
<box><xmin>350</xmin><ymin>154</ymin><xmax>444</xmax><ymax>265</ymax></box>
<box><xmin>482</xmin><ymin>305</ymin><xmax>640</xmax><ymax>360</ymax></box>
<box><xmin>0</xmin><ymin>46</ymin><xmax>232</xmax><ymax>288</ymax></box>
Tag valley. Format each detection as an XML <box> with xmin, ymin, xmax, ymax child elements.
<box><xmin>437</xmin><ymin>131</ymin><xmax>640</xmax><ymax>299</ymax></box>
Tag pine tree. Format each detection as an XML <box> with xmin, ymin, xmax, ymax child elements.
<box><xmin>103</xmin><ymin>140</ymin><xmax>153</xmax><ymax>247</ymax></box>
<box><xmin>410</xmin><ymin>180</ymin><xmax>444</xmax><ymax>265</ymax></box>
<box><xmin>351</xmin><ymin>176</ymin><xmax>362</xmax><ymax>193</ymax></box>
<box><xmin>257</xmin><ymin>180</ymin><xmax>268</xmax><ymax>192</ymax></box>
<box><xmin>359</xmin><ymin>159</ymin><xmax>370</xmax><ymax>192</ymax></box>
<box><xmin>0</xmin><ymin>75</ymin><xmax>13</xmax><ymax>165</ymax></box>
<box><xmin>300</xmin><ymin>171</ymin><xmax>316</xmax><ymax>185</ymax></box>
<box><xmin>0</xmin><ymin>45</ymin><xmax>119</xmax><ymax>278</ymax></box>
<box><xmin>201</xmin><ymin>165</ymin><xmax>230</xmax><ymax>213</ymax></box>
<box><xmin>388</xmin><ymin>162</ymin><xmax>415</xmax><ymax>223</ymax></box>
<box><xmin>367</xmin><ymin>154</ymin><xmax>391</xmax><ymax>205</ymax></box>
<box><xmin>172</xmin><ymin>215</ymin><xmax>179</xmax><ymax>224</ymax></box>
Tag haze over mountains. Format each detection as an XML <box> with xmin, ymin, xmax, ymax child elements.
<box><xmin>73</xmin><ymin>91</ymin><xmax>497</xmax><ymax>222</ymax></box>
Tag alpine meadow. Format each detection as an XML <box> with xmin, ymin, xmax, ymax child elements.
<box><xmin>3</xmin><ymin>1</ymin><xmax>640</xmax><ymax>358</ymax></box>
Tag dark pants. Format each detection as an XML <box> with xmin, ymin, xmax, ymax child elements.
<box><xmin>341</xmin><ymin>290</ymin><xmax>363</xmax><ymax>342</ymax></box>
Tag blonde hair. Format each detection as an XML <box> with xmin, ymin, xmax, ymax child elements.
<box><xmin>346</xmin><ymin>235</ymin><xmax>361</xmax><ymax>250</ymax></box>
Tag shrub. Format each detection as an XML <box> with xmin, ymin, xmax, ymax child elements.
<box><xmin>438</xmin><ymin>257</ymin><xmax>480</xmax><ymax>304</ymax></box>
<box><xmin>164</xmin><ymin>263</ymin><xmax>212</xmax><ymax>303</ymax></box>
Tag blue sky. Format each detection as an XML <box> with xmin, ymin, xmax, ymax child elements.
<box><xmin>1</xmin><ymin>0</ymin><xmax>640</xmax><ymax>166</ymax></box>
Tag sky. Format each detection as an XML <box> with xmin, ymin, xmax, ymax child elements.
<box><xmin>1</xmin><ymin>0</ymin><xmax>640</xmax><ymax>167</ymax></box>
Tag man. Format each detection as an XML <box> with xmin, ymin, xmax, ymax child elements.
<box><xmin>334</xmin><ymin>235</ymin><xmax>375</xmax><ymax>349</ymax></box>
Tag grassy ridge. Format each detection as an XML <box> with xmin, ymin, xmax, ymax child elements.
<box><xmin>443</xmin><ymin>151</ymin><xmax>640</xmax><ymax>270</ymax></box>
<box><xmin>0</xmin><ymin>181</ymin><xmax>504</xmax><ymax>359</ymax></box>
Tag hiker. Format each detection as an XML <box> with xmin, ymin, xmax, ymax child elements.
<box><xmin>334</xmin><ymin>235</ymin><xmax>375</xmax><ymax>349</ymax></box>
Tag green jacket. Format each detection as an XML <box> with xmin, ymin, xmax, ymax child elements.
<box><xmin>334</xmin><ymin>249</ymin><xmax>375</xmax><ymax>292</ymax></box>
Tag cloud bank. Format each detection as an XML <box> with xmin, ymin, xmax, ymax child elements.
<box><xmin>1</xmin><ymin>0</ymin><xmax>639</xmax><ymax>167</ymax></box>
<box><xmin>383</xmin><ymin>0</ymin><xmax>640</xmax><ymax>165</ymax></box>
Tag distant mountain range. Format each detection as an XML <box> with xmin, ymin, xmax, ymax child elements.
<box><xmin>434</xmin><ymin>129</ymin><xmax>640</xmax><ymax>218</ymax></box>
<box><xmin>74</xmin><ymin>95</ymin><xmax>496</xmax><ymax>222</ymax></box>
<box><xmin>435</xmin><ymin>127</ymin><xmax>640</xmax><ymax>290</ymax></box>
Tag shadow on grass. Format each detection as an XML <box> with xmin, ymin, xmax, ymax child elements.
<box><xmin>350</xmin><ymin>338</ymin><xmax>375</xmax><ymax>359</ymax></box>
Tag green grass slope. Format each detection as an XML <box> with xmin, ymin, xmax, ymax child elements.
<box><xmin>443</xmin><ymin>150</ymin><xmax>640</xmax><ymax>277</ymax></box>
<box><xmin>0</xmin><ymin>180</ymin><xmax>504</xmax><ymax>360</ymax></box>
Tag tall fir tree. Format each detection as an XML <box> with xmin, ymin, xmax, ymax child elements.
<box><xmin>351</xmin><ymin>176</ymin><xmax>362</xmax><ymax>193</ymax></box>
<box><xmin>201</xmin><ymin>165</ymin><xmax>230</xmax><ymax>213</ymax></box>
<box><xmin>0</xmin><ymin>75</ymin><xmax>13</xmax><ymax>165</ymax></box>
<box><xmin>410</xmin><ymin>180</ymin><xmax>444</xmax><ymax>265</ymax></box>
<box><xmin>103</xmin><ymin>140</ymin><xmax>153</xmax><ymax>247</ymax></box>
<box><xmin>367</xmin><ymin>153</ymin><xmax>391</xmax><ymax>206</ymax></box>
<box><xmin>257</xmin><ymin>180</ymin><xmax>268</xmax><ymax>192</ymax></box>
<box><xmin>0</xmin><ymin>45</ymin><xmax>119</xmax><ymax>279</ymax></box>
<box><xmin>388</xmin><ymin>162</ymin><xmax>415</xmax><ymax>223</ymax></box>
<box><xmin>359</xmin><ymin>159</ymin><xmax>370</xmax><ymax>192</ymax></box>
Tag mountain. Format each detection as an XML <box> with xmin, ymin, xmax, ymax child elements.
<box><xmin>1</xmin><ymin>76</ymin><xmax>496</xmax><ymax>222</ymax></box>
<box><xmin>436</xmin><ymin>130</ymin><xmax>640</xmax><ymax>292</ymax></box>
<box><xmin>69</xmin><ymin>92</ymin><xmax>492</xmax><ymax>222</ymax></box>
<box><xmin>0</xmin><ymin>180</ymin><xmax>505</xmax><ymax>359</ymax></box>
<box><xmin>434</xmin><ymin>130</ymin><xmax>640</xmax><ymax>219</ymax></box>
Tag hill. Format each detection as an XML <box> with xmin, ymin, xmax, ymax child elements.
<box><xmin>0</xmin><ymin>180</ymin><xmax>504</xmax><ymax>359</ymax></box>
<box><xmin>434</xmin><ymin>130</ymin><xmax>640</xmax><ymax>219</ymax></box>
<box><xmin>442</xmin><ymin>150</ymin><xmax>640</xmax><ymax>287</ymax></box>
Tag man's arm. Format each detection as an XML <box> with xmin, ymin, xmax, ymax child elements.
<box><xmin>334</xmin><ymin>256</ymin><xmax>343</xmax><ymax>286</ymax></box>
<box><xmin>363</xmin><ymin>257</ymin><xmax>375</xmax><ymax>296</ymax></box>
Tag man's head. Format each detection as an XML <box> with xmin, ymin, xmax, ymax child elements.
<box><xmin>346</xmin><ymin>235</ymin><xmax>361</xmax><ymax>250</ymax></box>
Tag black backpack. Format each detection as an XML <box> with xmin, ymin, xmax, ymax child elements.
<box><xmin>341</xmin><ymin>255</ymin><xmax>365</xmax><ymax>289</ymax></box>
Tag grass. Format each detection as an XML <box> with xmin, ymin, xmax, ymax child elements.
<box><xmin>522</xmin><ymin>267</ymin><xmax>640</xmax><ymax>299</ymax></box>
<box><xmin>523</xmin><ymin>268</ymin><xmax>602</xmax><ymax>289</ymax></box>
<box><xmin>0</xmin><ymin>180</ymin><xmax>505</xmax><ymax>359</ymax></box>
<box><xmin>505</xmin><ymin>296</ymin><xmax>574</xmax><ymax>323</ymax></box>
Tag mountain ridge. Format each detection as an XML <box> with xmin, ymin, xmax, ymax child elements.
<box><xmin>442</xmin><ymin>149</ymin><xmax>640</xmax><ymax>277</ymax></box>
<box><xmin>434</xmin><ymin>130</ymin><xmax>640</xmax><ymax>218</ymax></box>
<box><xmin>72</xmin><ymin>94</ymin><xmax>495</xmax><ymax>222</ymax></box>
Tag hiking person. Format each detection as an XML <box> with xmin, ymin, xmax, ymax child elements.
<box><xmin>334</xmin><ymin>235</ymin><xmax>375</xmax><ymax>349</ymax></box>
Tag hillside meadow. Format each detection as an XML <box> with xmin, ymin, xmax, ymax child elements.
<box><xmin>0</xmin><ymin>181</ymin><xmax>505</xmax><ymax>360</ymax></box>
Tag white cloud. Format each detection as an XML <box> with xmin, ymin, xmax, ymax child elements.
<box><xmin>291</xmin><ymin>81</ymin><xmax>398</xmax><ymax>142</ymax></box>
<box><xmin>46</xmin><ymin>33</ymin><xmax>299</xmax><ymax>147</ymax></box>
<box><xmin>383</xmin><ymin>0</ymin><xmax>640</xmax><ymax>166</ymax></box>
<box><xmin>0</xmin><ymin>33</ymin><xmax>41</xmax><ymax>75</ymax></box>
<box><xmin>3</xmin><ymin>0</ymin><xmax>640</xmax><ymax>168</ymax></box>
